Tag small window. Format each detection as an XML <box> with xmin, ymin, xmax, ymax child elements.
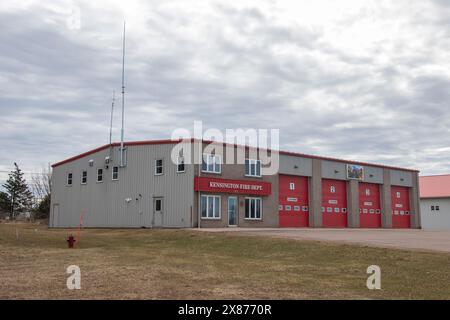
<box><xmin>436</xmin><ymin>206</ymin><xmax>440</xmax><ymax>211</ymax></box>
<box><xmin>97</xmin><ymin>169</ymin><xmax>103</xmax><ymax>182</ymax></box>
<box><xmin>330</xmin><ymin>186</ymin><xmax>336</xmax><ymax>193</ymax></box>
<box><xmin>302</xmin><ymin>206</ymin><xmax>309</xmax><ymax>212</ymax></box>
<box><xmin>289</xmin><ymin>182</ymin><xmax>295</xmax><ymax>190</ymax></box>
<box><xmin>342</xmin><ymin>208</ymin><xmax>347</xmax><ymax>213</ymax></box>
<box><xmin>112</xmin><ymin>166</ymin><xmax>119</xmax><ymax>180</ymax></box>
<box><xmin>67</xmin><ymin>173</ymin><xmax>73</xmax><ymax>186</ymax></box>
<box><xmin>245</xmin><ymin>159</ymin><xmax>261</xmax><ymax>177</ymax></box>
<box><xmin>285</xmin><ymin>205</ymin><xmax>292</xmax><ymax>211</ymax></box>
<box><xmin>81</xmin><ymin>171</ymin><xmax>87</xmax><ymax>184</ymax></box>
<box><xmin>365</xmin><ymin>189</ymin><xmax>370</xmax><ymax>196</ymax></box>
<box><xmin>245</xmin><ymin>197</ymin><xmax>262</xmax><ymax>220</ymax></box>
<box><xmin>396</xmin><ymin>192</ymin><xmax>401</xmax><ymax>198</ymax></box>
<box><xmin>155</xmin><ymin>159</ymin><xmax>163</xmax><ymax>175</ymax></box>
<box><xmin>327</xmin><ymin>207</ymin><xmax>332</xmax><ymax>213</ymax></box>
<box><xmin>155</xmin><ymin>199</ymin><xmax>162</xmax><ymax>211</ymax></box>
<box><xmin>294</xmin><ymin>206</ymin><xmax>300</xmax><ymax>211</ymax></box>
<box><xmin>202</xmin><ymin>154</ymin><xmax>221</xmax><ymax>174</ymax></box>
<box><xmin>201</xmin><ymin>195</ymin><xmax>221</xmax><ymax>219</ymax></box>
<box><xmin>431</xmin><ymin>206</ymin><xmax>435</xmax><ymax>211</ymax></box>
<box><xmin>177</xmin><ymin>157</ymin><xmax>185</xmax><ymax>173</ymax></box>
<box><xmin>334</xmin><ymin>207</ymin><xmax>340</xmax><ymax>213</ymax></box>
<box><xmin>278</xmin><ymin>205</ymin><xmax>283</xmax><ymax>211</ymax></box>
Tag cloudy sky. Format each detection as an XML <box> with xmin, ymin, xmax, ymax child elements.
<box><xmin>1</xmin><ymin>0</ymin><xmax>449</xmax><ymax>186</ymax></box>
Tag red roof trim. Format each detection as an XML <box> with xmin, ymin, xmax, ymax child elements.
<box><xmin>51</xmin><ymin>138</ymin><xmax>419</xmax><ymax>172</ymax></box>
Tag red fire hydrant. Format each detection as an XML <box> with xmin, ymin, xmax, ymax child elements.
<box><xmin>67</xmin><ymin>235</ymin><xmax>76</xmax><ymax>248</ymax></box>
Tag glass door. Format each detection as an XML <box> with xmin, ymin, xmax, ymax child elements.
<box><xmin>228</xmin><ymin>196</ymin><xmax>237</xmax><ymax>226</ymax></box>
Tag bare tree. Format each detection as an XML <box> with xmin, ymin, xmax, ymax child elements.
<box><xmin>31</xmin><ymin>164</ymin><xmax>52</xmax><ymax>219</ymax></box>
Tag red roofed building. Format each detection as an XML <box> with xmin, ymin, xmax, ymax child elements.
<box><xmin>419</xmin><ymin>175</ymin><xmax>450</xmax><ymax>230</ymax></box>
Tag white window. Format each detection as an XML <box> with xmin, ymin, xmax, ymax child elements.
<box><xmin>289</xmin><ymin>182</ymin><xmax>295</xmax><ymax>190</ymax></box>
<box><xmin>112</xmin><ymin>166</ymin><xmax>119</xmax><ymax>180</ymax></box>
<box><xmin>177</xmin><ymin>157</ymin><xmax>185</xmax><ymax>173</ymax></box>
<box><xmin>200</xmin><ymin>195</ymin><xmax>221</xmax><ymax>219</ymax></box>
<box><xmin>245</xmin><ymin>159</ymin><xmax>261</xmax><ymax>177</ymax></box>
<box><xmin>97</xmin><ymin>169</ymin><xmax>103</xmax><ymax>183</ymax></box>
<box><xmin>202</xmin><ymin>154</ymin><xmax>221</xmax><ymax>173</ymax></box>
<box><xmin>155</xmin><ymin>199</ymin><xmax>162</xmax><ymax>212</ymax></box>
<box><xmin>67</xmin><ymin>173</ymin><xmax>73</xmax><ymax>186</ymax></box>
<box><xmin>365</xmin><ymin>189</ymin><xmax>370</xmax><ymax>196</ymax></box>
<box><xmin>396</xmin><ymin>192</ymin><xmax>401</xmax><ymax>198</ymax></box>
<box><xmin>294</xmin><ymin>206</ymin><xmax>300</xmax><ymax>211</ymax></box>
<box><xmin>81</xmin><ymin>171</ymin><xmax>87</xmax><ymax>184</ymax></box>
<box><xmin>245</xmin><ymin>197</ymin><xmax>262</xmax><ymax>220</ymax></box>
<box><xmin>285</xmin><ymin>205</ymin><xmax>292</xmax><ymax>211</ymax></box>
<box><xmin>330</xmin><ymin>186</ymin><xmax>336</xmax><ymax>193</ymax></box>
<box><xmin>155</xmin><ymin>159</ymin><xmax>163</xmax><ymax>175</ymax></box>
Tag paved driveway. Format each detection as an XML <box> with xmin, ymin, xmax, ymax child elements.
<box><xmin>194</xmin><ymin>228</ymin><xmax>450</xmax><ymax>253</ymax></box>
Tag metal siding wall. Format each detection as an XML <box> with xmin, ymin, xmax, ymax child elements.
<box><xmin>390</xmin><ymin>170</ymin><xmax>413</xmax><ymax>187</ymax></box>
<box><xmin>420</xmin><ymin>198</ymin><xmax>450</xmax><ymax>230</ymax></box>
<box><xmin>279</xmin><ymin>155</ymin><xmax>312</xmax><ymax>177</ymax></box>
<box><xmin>50</xmin><ymin>143</ymin><xmax>194</xmax><ymax>228</ymax></box>
<box><xmin>321</xmin><ymin>161</ymin><xmax>347</xmax><ymax>180</ymax></box>
<box><xmin>362</xmin><ymin>166</ymin><xmax>383</xmax><ymax>184</ymax></box>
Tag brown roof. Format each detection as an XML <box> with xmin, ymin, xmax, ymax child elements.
<box><xmin>420</xmin><ymin>174</ymin><xmax>450</xmax><ymax>199</ymax></box>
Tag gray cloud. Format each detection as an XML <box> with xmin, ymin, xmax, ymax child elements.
<box><xmin>0</xmin><ymin>0</ymin><xmax>449</xmax><ymax>183</ymax></box>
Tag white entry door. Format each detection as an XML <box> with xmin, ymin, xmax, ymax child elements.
<box><xmin>152</xmin><ymin>197</ymin><xmax>163</xmax><ymax>228</ymax></box>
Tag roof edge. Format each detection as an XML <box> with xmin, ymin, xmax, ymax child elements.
<box><xmin>51</xmin><ymin>138</ymin><xmax>419</xmax><ymax>172</ymax></box>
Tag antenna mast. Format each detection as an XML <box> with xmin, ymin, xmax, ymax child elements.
<box><xmin>109</xmin><ymin>90</ymin><xmax>115</xmax><ymax>146</ymax></box>
<box><xmin>109</xmin><ymin>90</ymin><xmax>115</xmax><ymax>159</ymax></box>
<box><xmin>120</xmin><ymin>21</ymin><xmax>126</xmax><ymax>167</ymax></box>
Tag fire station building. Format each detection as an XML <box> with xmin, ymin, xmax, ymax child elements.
<box><xmin>50</xmin><ymin>139</ymin><xmax>421</xmax><ymax>229</ymax></box>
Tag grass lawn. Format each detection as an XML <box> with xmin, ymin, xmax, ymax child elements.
<box><xmin>0</xmin><ymin>222</ymin><xmax>449</xmax><ymax>299</ymax></box>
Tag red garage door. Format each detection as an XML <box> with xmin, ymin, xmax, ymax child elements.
<box><xmin>391</xmin><ymin>186</ymin><xmax>411</xmax><ymax>228</ymax></box>
<box><xmin>359</xmin><ymin>183</ymin><xmax>382</xmax><ymax>228</ymax></box>
<box><xmin>279</xmin><ymin>175</ymin><xmax>309</xmax><ymax>227</ymax></box>
<box><xmin>322</xmin><ymin>179</ymin><xmax>347</xmax><ymax>228</ymax></box>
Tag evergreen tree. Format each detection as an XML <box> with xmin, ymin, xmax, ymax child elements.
<box><xmin>2</xmin><ymin>163</ymin><xmax>34</xmax><ymax>220</ymax></box>
<box><xmin>0</xmin><ymin>191</ymin><xmax>11</xmax><ymax>213</ymax></box>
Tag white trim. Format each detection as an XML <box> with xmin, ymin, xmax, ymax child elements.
<box><xmin>154</xmin><ymin>158</ymin><xmax>164</xmax><ymax>176</ymax></box>
<box><xmin>200</xmin><ymin>194</ymin><xmax>221</xmax><ymax>219</ymax></box>
<box><xmin>244</xmin><ymin>197</ymin><xmax>262</xmax><ymax>220</ymax></box>
<box><xmin>245</xmin><ymin>159</ymin><xmax>262</xmax><ymax>177</ymax></box>
<box><xmin>81</xmin><ymin>170</ymin><xmax>87</xmax><ymax>185</ymax></box>
<box><xmin>176</xmin><ymin>156</ymin><xmax>186</xmax><ymax>173</ymax></box>
<box><xmin>66</xmin><ymin>172</ymin><xmax>73</xmax><ymax>186</ymax></box>
<box><xmin>112</xmin><ymin>166</ymin><xmax>119</xmax><ymax>181</ymax></box>
<box><xmin>96</xmin><ymin>168</ymin><xmax>103</xmax><ymax>183</ymax></box>
<box><xmin>202</xmin><ymin>153</ymin><xmax>221</xmax><ymax>174</ymax></box>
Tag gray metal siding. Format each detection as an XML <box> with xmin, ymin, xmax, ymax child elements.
<box><xmin>420</xmin><ymin>198</ymin><xmax>450</xmax><ymax>230</ymax></box>
<box><xmin>50</xmin><ymin>144</ymin><xmax>194</xmax><ymax>228</ymax></box>
<box><xmin>362</xmin><ymin>166</ymin><xmax>383</xmax><ymax>184</ymax></box>
<box><xmin>321</xmin><ymin>161</ymin><xmax>347</xmax><ymax>180</ymax></box>
<box><xmin>390</xmin><ymin>169</ymin><xmax>413</xmax><ymax>187</ymax></box>
<box><xmin>279</xmin><ymin>154</ymin><xmax>312</xmax><ymax>177</ymax></box>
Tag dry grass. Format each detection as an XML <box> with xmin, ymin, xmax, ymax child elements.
<box><xmin>0</xmin><ymin>222</ymin><xmax>449</xmax><ymax>300</ymax></box>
